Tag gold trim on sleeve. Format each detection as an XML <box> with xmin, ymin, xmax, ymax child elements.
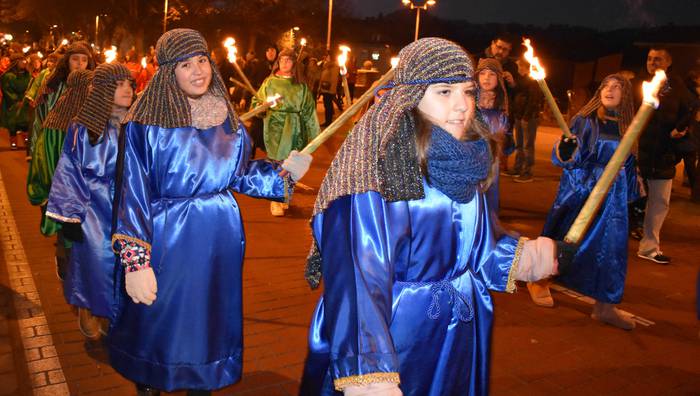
<box><xmin>333</xmin><ymin>372</ymin><xmax>401</xmax><ymax>391</ymax></box>
<box><xmin>45</xmin><ymin>211</ymin><xmax>81</xmax><ymax>224</ymax></box>
<box><xmin>506</xmin><ymin>236</ymin><xmax>528</xmax><ymax>293</ymax></box>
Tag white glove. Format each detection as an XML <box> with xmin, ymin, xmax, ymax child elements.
<box><xmin>282</xmin><ymin>150</ymin><xmax>312</xmax><ymax>181</ymax></box>
<box><xmin>344</xmin><ymin>383</ymin><xmax>403</xmax><ymax>396</ymax></box>
<box><xmin>512</xmin><ymin>237</ymin><xmax>557</xmax><ymax>282</ymax></box>
<box><xmin>125</xmin><ymin>268</ymin><xmax>158</xmax><ymax>305</ymax></box>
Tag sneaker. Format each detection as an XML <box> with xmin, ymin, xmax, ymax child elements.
<box><xmin>514</xmin><ymin>174</ymin><xmax>533</xmax><ymax>183</ymax></box>
<box><xmin>637</xmin><ymin>251</ymin><xmax>671</xmax><ymax>264</ymax></box>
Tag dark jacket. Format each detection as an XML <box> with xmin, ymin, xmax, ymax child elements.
<box><xmin>511</xmin><ymin>77</ymin><xmax>543</xmax><ymax>121</ymax></box>
<box><xmin>635</xmin><ymin>73</ymin><xmax>695</xmax><ymax>179</ymax></box>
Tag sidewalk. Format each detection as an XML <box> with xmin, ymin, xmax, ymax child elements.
<box><xmin>1</xmin><ymin>123</ymin><xmax>699</xmax><ymax>396</ymax></box>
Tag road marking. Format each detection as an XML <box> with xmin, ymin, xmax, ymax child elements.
<box><xmin>550</xmin><ymin>284</ymin><xmax>656</xmax><ymax>327</ymax></box>
<box><xmin>0</xmin><ymin>170</ymin><xmax>70</xmax><ymax>395</ymax></box>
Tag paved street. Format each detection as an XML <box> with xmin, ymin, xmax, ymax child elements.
<box><xmin>1</xmin><ymin>122</ymin><xmax>699</xmax><ymax>396</ymax></box>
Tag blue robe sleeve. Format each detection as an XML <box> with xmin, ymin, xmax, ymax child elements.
<box><xmin>314</xmin><ymin>192</ymin><xmax>405</xmax><ymax>390</ymax></box>
<box><xmin>552</xmin><ymin>116</ymin><xmax>595</xmax><ymax>169</ymax></box>
<box><xmin>228</xmin><ymin>122</ymin><xmax>290</xmax><ymax>202</ymax></box>
<box><xmin>46</xmin><ymin>124</ymin><xmax>90</xmax><ymax>223</ymax></box>
<box><xmin>112</xmin><ymin>122</ymin><xmax>153</xmax><ymax>272</ymax></box>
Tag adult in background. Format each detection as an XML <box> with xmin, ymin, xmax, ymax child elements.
<box><xmin>1</xmin><ymin>54</ymin><xmax>31</xmax><ymax>150</ymax></box>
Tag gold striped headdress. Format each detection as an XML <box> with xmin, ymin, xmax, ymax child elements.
<box><xmin>43</xmin><ymin>69</ymin><xmax>93</xmax><ymax>131</ymax></box>
<box><xmin>574</xmin><ymin>74</ymin><xmax>634</xmax><ymax>135</ymax></box>
<box><xmin>75</xmin><ymin>63</ymin><xmax>134</xmax><ymax>139</ymax></box>
<box><xmin>124</xmin><ymin>28</ymin><xmax>238</xmax><ymax>131</ymax></box>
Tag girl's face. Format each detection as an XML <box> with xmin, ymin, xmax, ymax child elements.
<box><xmin>69</xmin><ymin>53</ymin><xmax>89</xmax><ymax>72</ymax></box>
<box><xmin>113</xmin><ymin>79</ymin><xmax>134</xmax><ymax>109</ymax></box>
<box><xmin>278</xmin><ymin>55</ymin><xmax>294</xmax><ymax>75</ymax></box>
<box><xmin>477</xmin><ymin>69</ymin><xmax>498</xmax><ymax>91</ymax></box>
<box><xmin>600</xmin><ymin>78</ymin><xmax>623</xmax><ymax>110</ymax></box>
<box><xmin>174</xmin><ymin>55</ymin><xmax>212</xmax><ymax>98</ymax></box>
<box><xmin>417</xmin><ymin>81</ymin><xmax>476</xmax><ymax>140</ymax></box>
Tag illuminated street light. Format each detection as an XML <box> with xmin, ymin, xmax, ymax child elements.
<box><xmin>402</xmin><ymin>0</ymin><xmax>436</xmax><ymax>41</ymax></box>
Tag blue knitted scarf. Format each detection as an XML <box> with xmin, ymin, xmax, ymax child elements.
<box><xmin>426</xmin><ymin>126</ymin><xmax>490</xmax><ymax>203</ymax></box>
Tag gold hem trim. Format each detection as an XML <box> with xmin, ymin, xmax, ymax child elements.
<box><xmin>45</xmin><ymin>211</ymin><xmax>81</xmax><ymax>223</ymax></box>
<box><xmin>111</xmin><ymin>233</ymin><xmax>152</xmax><ymax>254</ymax></box>
<box><xmin>506</xmin><ymin>237</ymin><xmax>528</xmax><ymax>293</ymax></box>
<box><xmin>334</xmin><ymin>372</ymin><xmax>400</xmax><ymax>391</ymax></box>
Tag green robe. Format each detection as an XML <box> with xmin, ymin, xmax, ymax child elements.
<box><xmin>26</xmin><ymin>81</ymin><xmax>66</xmax><ymax>236</ymax></box>
<box><xmin>253</xmin><ymin>75</ymin><xmax>320</xmax><ymax>160</ymax></box>
<box><xmin>0</xmin><ymin>69</ymin><xmax>31</xmax><ymax>133</ymax></box>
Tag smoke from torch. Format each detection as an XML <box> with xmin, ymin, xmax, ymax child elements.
<box><xmin>223</xmin><ymin>37</ymin><xmax>237</xmax><ymax>64</ymax></box>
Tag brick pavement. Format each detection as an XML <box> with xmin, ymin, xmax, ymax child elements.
<box><xmin>1</xmin><ymin>125</ymin><xmax>699</xmax><ymax>396</ymax></box>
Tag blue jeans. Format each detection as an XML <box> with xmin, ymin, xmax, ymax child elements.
<box><xmin>514</xmin><ymin>117</ymin><xmax>539</xmax><ymax>176</ymax></box>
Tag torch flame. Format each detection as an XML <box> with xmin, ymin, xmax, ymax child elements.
<box><xmin>141</xmin><ymin>56</ymin><xmax>147</xmax><ymax>69</ymax></box>
<box><xmin>390</xmin><ymin>57</ymin><xmax>400</xmax><ymax>69</ymax></box>
<box><xmin>104</xmin><ymin>45</ymin><xmax>117</xmax><ymax>63</ymax></box>
<box><xmin>300</xmin><ymin>38</ymin><xmax>307</xmax><ymax>47</ymax></box>
<box><xmin>338</xmin><ymin>45</ymin><xmax>351</xmax><ymax>76</ymax></box>
<box><xmin>22</xmin><ymin>46</ymin><xmax>30</xmax><ymax>53</ymax></box>
<box><xmin>223</xmin><ymin>37</ymin><xmax>237</xmax><ymax>64</ymax></box>
<box><xmin>522</xmin><ymin>38</ymin><xmax>546</xmax><ymax>80</ymax></box>
<box><xmin>37</xmin><ymin>51</ymin><xmax>44</xmax><ymax>58</ymax></box>
<box><xmin>266</xmin><ymin>93</ymin><xmax>282</xmax><ymax>108</ymax></box>
<box><xmin>642</xmin><ymin>69</ymin><xmax>667</xmax><ymax>109</ymax></box>
<box><xmin>61</xmin><ymin>38</ymin><xmax>68</xmax><ymax>46</ymax></box>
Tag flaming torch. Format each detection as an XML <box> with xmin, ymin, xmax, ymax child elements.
<box><xmin>240</xmin><ymin>94</ymin><xmax>283</xmax><ymax>122</ymax></box>
<box><xmin>523</xmin><ymin>38</ymin><xmax>573</xmax><ymax>139</ymax></box>
<box><xmin>338</xmin><ymin>45</ymin><xmax>352</xmax><ymax>106</ymax></box>
<box><xmin>563</xmin><ymin>70</ymin><xmax>666</xmax><ymax>245</ymax></box>
<box><xmin>37</xmin><ymin>52</ymin><xmax>44</xmax><ymax>59</ymax></box>
<box><xmin>60</xmin><ymin>38</ymin><xmax>68</xmax><ymax>46</ymax></box>
<box><xmin>141</xmin><ymin>56</ymin><xmax>147</xmax><ymax>69</ymax></box>
<box><xmin>297</xmin><ymin>37</ymin><xmax>307</xmax><ymax>62</ymax></box>
<box><xmin>104</xmin><ymin>45</ymin><xmax>118</xmax><ymax>63</ymax></box>
<box><xmin>22</xmin><ymin>46</ymin><xmax>31</xmax><ymax>54</ymax></box>
<box><xmin>223</xmin><ymin>37</ymin><xmax>258</xmax><ymax>98</ymax></box>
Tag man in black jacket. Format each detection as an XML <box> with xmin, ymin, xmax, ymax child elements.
<box><xmin>635</xmin><ymin>47</ymin><xmax>694</xmax><ymax>264</ymax></box>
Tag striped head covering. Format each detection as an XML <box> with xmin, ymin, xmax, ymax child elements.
<box><xmin>574</xmin><ymin>73</ymin><xmax>634</xmax><ymax>136</ymax></box>
<box><xmin>124</xmin><ymin>28</ymin><xmax>238</xmax><ymax>130</ymax></box>
<box><xmin>75</xmin><ymin>63</ymin><xmax>134</xmax><ymax>139</ymax></box>
<box><xmin>43</xmin><ymin>69</ymin><xmax>93</xmax><ymax>131</ymax></box>
<box><xmin>305</xmin><ymin>37</ymin><xmax>475</xmax><ymax>288</ymax></box>
<box><xmin>476</xmin><ymin>57</ymin><xmax>508</xmax><ymax>113</ymax></box>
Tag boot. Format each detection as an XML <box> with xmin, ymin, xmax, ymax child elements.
<box><xmin>136</xmin><ymin>384</ymin><xmax>161</xmax><ymax>396</ymax></box>
<box><xmin>78</xmin><ymin>308</ymin><xmax>102</xmax><ymax>340</ymax></box>
<box><xmin>270</xmin><ymin>201</ymin><xmax>285</xmax><ymax>217</ymax></box>
<box><xmin>526</xmin><ymin>279</ymin><xmax>554</xmax><ymax>307</ymax></box>
<box><xmin>9</xmin><ymin>135</ymin><xmax>18</xmax><ymax>150</ymax></box>
<box><xmin>591</xmin><ymin>301</ymin><xmax>635</xmax><ymax>330</ymax></box>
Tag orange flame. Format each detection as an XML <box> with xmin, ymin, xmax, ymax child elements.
<box><xmin>338</xmin><ymin>45</ymin><xmax>351</xmax><ymax>75</ymax></box>
<box><xmin>104</xmin><ymin>45</ymin><xmax>117</xmax><ymax>63</ymax></box>
<box><xmin>390</xmin><ymin>57</ymin><xmax>400</xmax><ymax>69</ymax></box>
<box><xmin>37</xmin><ymin>51</ymin><xmax>44</xmax><ymax>58</ymax></box>
<box><xmin>22</xmin><ymin>46</ymin><xmax>30</xmax><ymax>53</ymax></box>
<box><xmin>300</xmin><ymin>38</ymin><xmax>307</xmax><ymax>46</ymax></box>
<box><xmin>522</xmin><ymin>38</ymin><xmax>546</xmax><ymax>80</ymax></box>
<box><xmin>60</xmin><ymin>38</ymin><xmax>68</xmax><ymax>46</ymax></box>
<box><xmin>223</xmin><ymin>37</ymin><xmax>237</xmax><ymax>64</ymax></box>
<box><xmin>141</xmin><ymin>56</ymin><xmax>147</xmax><ymax>69</ymax></box>
<box><xmin>642</xmin><ymin>69</ymin><xmax>667</xmax><ymax>109</ymax></box>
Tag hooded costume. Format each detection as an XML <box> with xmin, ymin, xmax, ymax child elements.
<box><xmin>1</xmin><ymin>54</ymin><xmax>31</xmax><ymax>139</ymax></box>
<box><xmin>251</xmin><ymin>48</ymin><xmax>320</xmax><ymax>160</ymax></box>
<box><xmin>299</xmin><ymin>38</ymin><xmax>534</xmax><ymax>396</ymax></box>
<box><xmin>45</xmin><ymin>63</ymin><xmax>133</xmax><ymax>318</ymax></box>
<box><xmin>109</xmin><ymin>28</ymin><xmax>289</xmax><ymax>392</ymax></box>
<box><xmin>542</xmin><ymin>74</ymin><xmax>638</xmax><ymax>303</ymax></box>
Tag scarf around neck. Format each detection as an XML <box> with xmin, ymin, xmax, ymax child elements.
<box><xmin>426</xmin><ymin>126</ymin><xmax>490</xmax><ymax>203</ymax></box>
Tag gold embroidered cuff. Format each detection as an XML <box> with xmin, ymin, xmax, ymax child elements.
<box><xmin>506</xmin><ymin>237</ymin><xmax>528</xmax><ymax>293</ymax></box>
<box><xmin>45</xmin><ymin>211</ymin><xmax>81</xmax><ymax>223</ymax></box>
<box><xmin>111</xmin><ymin>233</ymin><xmax>152</xmax><ymax>254</ymax></box>
<box><xmin>333</xmin><ymin>372</ymin><xmax>400</xmax><ymax>391</ymax></box>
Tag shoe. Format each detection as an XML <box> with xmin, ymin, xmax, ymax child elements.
<box><xmin>526</xmin><ymin>280</ymin><xmax>554</xmax><ymax>307</ymax></box>
<box><xmin>637</xmin><ymin>251</ymin><xmax>671</xmax><ymax>264</ymax></box>
<box><xmin>502</xmin><ymin>169</ymin><xmax>520</xmax><ymax>177</ymax></box>
<box><xmin>591</xmin><ymin>302</ymin><xmax>635</xmax><ymax>330</ymax></box>
<box><xmin>78</xmin><ymin>308</ymin><xmax>102</xmax><ymax>340</ymax></box>
<box><xmin>270</xmin><ymin>201</ymin><xmax>285</xmax><ymax>217</ymax></box>
<box><xmin>514</xmin><ymin>174</ymin><xmax>533</xmax><ymax>183</ymax></box>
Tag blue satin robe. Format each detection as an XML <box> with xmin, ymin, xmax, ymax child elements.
<box><xmin>480</xmin><ymin>107</ymin><xmax>509</xmax><ymax>215</ymax></box>
<box><xmin>543</xmin><ymin>115</ymin><xmax>639</xmax><ymax>304</ymax></box>
<box><xmin>300</xmin><ymin>180</ymin><xmax>522</xmax><ymax>396</ymax></box>
<box><xmin>110</xmin><ymin>118</ymin><xmax>287</xmax><ymax>391</ymax></box>
<box><xmin>45</xmin><ymin>122</ymin><xmax>120</xmax><ymax>318</ymax></box>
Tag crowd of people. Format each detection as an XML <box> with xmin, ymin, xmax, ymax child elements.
<box><xmin>0</xmin><ymin>27</ymin><xmax>697</xmax><ymax>396</ymax></box>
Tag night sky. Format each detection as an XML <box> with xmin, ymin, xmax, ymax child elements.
<box><xmin>349</xmin><ymin>0</ymin><xmax>700</xmax><ymax>31</ymax></box>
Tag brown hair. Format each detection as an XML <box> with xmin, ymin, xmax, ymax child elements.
<box><xmin>413</xmin><ymin>109</ymin><xmax>498</xmax><ymax>190</ymax></box>
<box><xmin>271</xmin><ymin>48</ymin><xmax>303</xmax><ymax>84</ymax></box>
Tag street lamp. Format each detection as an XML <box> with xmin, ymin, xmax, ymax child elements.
<box><xmin>402</xmin><ymin>0</ymin><xmax>436</xmax><ymax>42</ymax></box>
<box><xmin>163</xmin><ymin>0</ymin><xmax>169</xmax><ymax>33</ymax></box>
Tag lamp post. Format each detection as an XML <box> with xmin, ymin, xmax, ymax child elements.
<box><xmin>402</xmin><ymin>0</ymin><xmax>436</xmax><ymax>42</ymax></box>
<box><xmin>326</xmin><ymin>0</ymin><xmax>333</xmax><ymax>51</ymax></box>
<box><xmin>163</xmin><ymin>0</ymin><xmax>169</xmax><ymax>34</ymax></box>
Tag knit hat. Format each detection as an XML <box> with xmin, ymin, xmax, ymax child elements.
<box><xmin>124</xmin><ymin>28</ymin><xmax>238</xmax><ymax>130</ymax></box>
<box><xmin>305</xmin><ymin>37</ymin><xmax>475</xmax><ymax>288</ymax></box>
<box><xmin>43</xmin><ymin>69</ymin><xmax>93</xmax><ymax>131</ymax></box>
<box><xmin>574</xmin><ymin>74</ymin><xmax>633</xmax><ymax>136</ymax></box>
<box><xmin>75</xmin><ymin>63</ymin><xmax>134</xmax><ymax>139</ymax></box>
<box><xmin>476</xmin><ymin>57</ymin><xmax>508</xmax><ymax>113</ymax></box>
